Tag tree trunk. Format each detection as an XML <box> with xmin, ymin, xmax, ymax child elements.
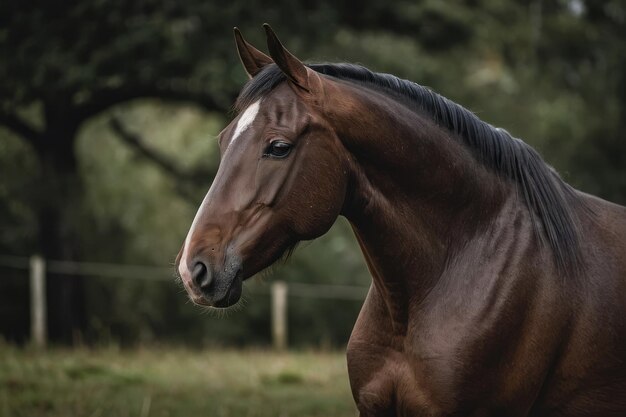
<box><xmin>34</xmin><ymin>121</ymin><xmax>85</xmax><ymax>344</ymax></box>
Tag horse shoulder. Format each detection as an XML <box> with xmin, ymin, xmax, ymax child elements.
<box><xmin>347</xmin><ymin>285</ymin><xmax>443</xmax><ymax>415</ymax></box>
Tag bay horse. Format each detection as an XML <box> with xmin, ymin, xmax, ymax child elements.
<box><xmin>176</xmin><ymin>25</ymin><xmax>626</xmax><ymax>416</ymax></box>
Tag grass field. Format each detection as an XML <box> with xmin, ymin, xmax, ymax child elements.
<box><xmin>0</xmin><ymin>344</ymin><xmax>357</xmax><ymax>417</ymax></box>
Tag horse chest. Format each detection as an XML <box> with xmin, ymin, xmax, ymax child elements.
<box><xmin>346</xmin><ymin>290</ymin><xmax>532</xmax><ymax>416</ymax></box>
<box><xmin>347</xmin><ymin>298</ymin><xmax>467</xmax><ymax>415</ymax></box>
<box><xmin>347</xmin><ymin>329</ymin><xmax>472</xmax><ymax>416</ymax></box>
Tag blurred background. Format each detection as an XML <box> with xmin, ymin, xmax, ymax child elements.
<box><xmin>0</xmin><ymin>1</ymin><xmax>624</xmax><ymax>416</ymax></box>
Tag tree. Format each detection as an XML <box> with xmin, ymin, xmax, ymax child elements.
<box><xmin>0</xmin><ymin>0</ymin><xmax>341</xmax><ymax>342</ymax></box>
<box><xmin>0</xmin><ymin>2</ymin><xmax>218</xmax><ymax>341</ymax></box>
<box><xmin>1</xmin><ymin>0</ymin><xmax>623</xmax><ymax>345</ymax></box>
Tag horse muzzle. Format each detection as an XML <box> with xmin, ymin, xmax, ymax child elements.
<box><xmin>178</xmin><ymin>253</ymin><xmax>243</xmax><ymax>308</ymax></box>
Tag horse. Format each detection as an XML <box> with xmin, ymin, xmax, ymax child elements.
<box><xmin>175</xmin><ymin>25</ymin><xmax>626</xmax><ymax>416</ymax></box>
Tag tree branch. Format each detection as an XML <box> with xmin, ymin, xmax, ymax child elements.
<box><xmin>78</xmin><ymin>85</ymin><xmax>234</xmax><ymax>122</ymax></box>
<box><xmin>0</xmin><ymin>109</ymin><xmax>41</xmax><ymax>145</ymax></box>
<box><xmin>108</xmin><ymin>116</ymin><xmax>215</xmax><ymax>185</ymax></box>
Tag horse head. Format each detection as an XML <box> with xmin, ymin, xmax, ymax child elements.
<box><xmin>176</xmin><ymin>25</ymin><xmax>348</xmax><ymax>307</ymax></box>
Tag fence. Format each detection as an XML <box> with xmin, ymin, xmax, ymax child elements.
<box><xmin>0</xmin><ymin>254</ymin><xmax>368</xmax><ymax>349</ymax></box>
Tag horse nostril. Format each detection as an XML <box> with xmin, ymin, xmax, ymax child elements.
<box><xmin>192</xmin><ymin>261</ymin><xmax>213</xmax><ymax>291</ymax></box>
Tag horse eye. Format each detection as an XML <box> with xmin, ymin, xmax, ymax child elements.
<box><xmin>265</xmin><ymin>140</ymin><xmax>292</xmax><ymax>158</ymax></box>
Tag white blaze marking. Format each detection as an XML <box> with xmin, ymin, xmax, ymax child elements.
<box><xmin>230</xmin><ymin>100</ymin><xmax>261</xmax><ymax>148</ymax></box>
<box><xmin>179</xmin><ymin>191</ymin><xmax>212</xmax><ymax>279</ymax></box>
<box><xmin>179</xmin><ymin>99</ymin><xmax>261</xmax><ymax>278</ymax></box>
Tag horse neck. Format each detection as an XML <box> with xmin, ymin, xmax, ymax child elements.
<box><xmin>325</xmin><ymin>81</ymin><xmax>514</xmax><ymax>332</ymax></box>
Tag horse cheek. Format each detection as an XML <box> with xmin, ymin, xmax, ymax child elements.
<box><xmin>294</xmin><ymin>166</ymin><xmax>346</xmax><ymax>239</ymax></box>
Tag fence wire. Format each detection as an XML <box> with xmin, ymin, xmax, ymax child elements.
<box><xmin>0</xmin><ymin>255</ymin><xmax>369</xmax><ymax>300</ymax></box>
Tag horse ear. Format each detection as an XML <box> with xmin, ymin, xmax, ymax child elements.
<box><xmin>234</xmin><ymin>27</ymin><xmax>273</xmax><ymax>79</ymax></box>
<box><xmin>263</xmin><ymin>23</ymin><xmax>311</xmax><ymax>92</ymax></box>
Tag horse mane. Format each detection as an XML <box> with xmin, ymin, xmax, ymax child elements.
<box><xmin>236</xmin><ymin>63</ymin><xmax>583</xmax><ymax>272</ymax></box>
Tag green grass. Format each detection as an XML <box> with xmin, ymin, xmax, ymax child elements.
<box><xmin>0</xmin><ymin>344</ymin><xmax>357</xmax><ymax>417</ymax></box>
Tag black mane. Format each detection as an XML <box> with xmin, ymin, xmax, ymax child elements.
<box><xmin>236</xmin><ymin>63</ymin><xmax>583</xmax><ymax>271</ymax></box>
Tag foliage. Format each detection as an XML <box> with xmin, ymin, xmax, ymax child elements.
<box><xmin>0</xmin><ymin>0</ymin><xmax>624</xmax><ymax>346</ymax></box>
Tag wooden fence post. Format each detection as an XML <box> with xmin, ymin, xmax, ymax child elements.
<box><xmin>30</xmin><ymin>255</ymin><xmax>47</xmax><ymax>349</ymax></box>
<box><xmin>271</xmin><ymin>281</ymin><xmax>288</xmax><ymax>350</ymax></box>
